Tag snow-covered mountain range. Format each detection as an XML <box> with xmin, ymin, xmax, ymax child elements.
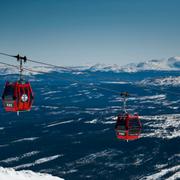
<box><xmin>81</xmin><ymin>56</ymin><xmax>180</xmax><ymax>72</ymax></box>
<box><xmin>0</xmin><ymin>56</ymin><xmax>180</xmax><ymax>75</ymax></box>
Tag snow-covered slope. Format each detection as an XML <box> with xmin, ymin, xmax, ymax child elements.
<box><xmin>0</xmin><ymin>167</ymin><xmax>63</xmax><ymax>180</ymax></box>
<box><xmin>139</xmin><ymin>76</ymin><xmax>180</xmax><ymax>86</ymax></box>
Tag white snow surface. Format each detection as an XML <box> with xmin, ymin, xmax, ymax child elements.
<box><xmin>139</xmin><ymin>76</ymin><xmax>180</xmax><ymax>86</ymax></box>
<box><xmin>12</xmin><ymin>137</ymin><xmax>39</xmax><ymax>143</ymax></box>
<box><xmin>46</xmin><ymin>120</ymin><xmax>74</xmax><ymax>128</ymax></box>
<box><xmin>14</xmin><ymin>155</ymin><xmax>62</xmax><ymax>170</ymax></box>
<box><xmin>141</xmin><ymin>165</ymin><xmax>180</xmax><ymax>180</ymax></box>
<box><xmin>0</xmin><ymin>167</ymin><xmax>63</xmax><ymax>180</ymax></box>
<box><xmin>0</xmin><ymin>151</ymin><xmax>40</xmax><ymax>164</ymax></box>
<box><xmin>141</xmin><ymin>114</ymin><xmax>180</xmax><ymax>139</ymax></box>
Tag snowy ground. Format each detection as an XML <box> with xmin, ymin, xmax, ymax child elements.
<box><xmin>0</xmin><ymin>69</ymin><xmax>179</xmax><ymax>180</ymax></box>
<box><xmin>0</xmin><ymin>167</ymin><xmax>63</xmax><ymax>180</ymax></box>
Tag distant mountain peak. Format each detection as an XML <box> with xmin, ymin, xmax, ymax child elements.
<box><xmin>84</xmin><ymin>56</ymin><xmax>180</xmax><ymax>72</ymax></box>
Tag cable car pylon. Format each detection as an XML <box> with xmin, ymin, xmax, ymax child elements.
<box><xmin>115</xmin><ymin>92</ymin><xmax>142</xmax><ymax>141</ymax></box>
<box><xmin>16</xmin><ymin>54</ymin><xmax>27</xmax><ymax>81</ymax></box>
<box><xmin>2</xmin><ymin>54</ymin><xmax>34</xmax><ymax>115</ymax></box>
<box><xmin>121</xmin><ymin>92</ymin><xmax>129</xmax><ymax>113</ymax></box>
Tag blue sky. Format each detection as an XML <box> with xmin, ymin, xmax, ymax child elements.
<box><xmin>0</xmin><ymin>0</ymin><xmax>180</xmax><ymax>66</ymax></box>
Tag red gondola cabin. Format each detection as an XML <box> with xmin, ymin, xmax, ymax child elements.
<box><xmin>2</xmin><ymin>81</ymin><xmax>34</xmax><ymax>112</ymax></box>
<box><xmin>115</xmin><ymin>113</ymin><xmax>142</xmax><ymax>141</ymax></box>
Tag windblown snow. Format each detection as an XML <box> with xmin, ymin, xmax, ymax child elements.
<box><xmin>0</xmin><ymin>167</ymin><xmax>63</xmax><ymax>180</ymax></box>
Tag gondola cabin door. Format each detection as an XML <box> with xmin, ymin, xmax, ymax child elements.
<box><xmin>2</xmin><ymin>82</ymin><xmax>17</xmax><ymax>111</ymax></box>
<box><xmin>16</xmin><ymin>82</ymin><xmax>33</xmax><ymax>112</ymax></box>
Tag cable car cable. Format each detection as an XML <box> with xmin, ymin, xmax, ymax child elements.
<box><xmin>0</xmin><ymin>52</ymin><xmax>82</xmax><ymax>72</ymax></box>
<box><xmin>0</xmin><ymin>61</ymin><xmax>124</xmax><ymax>95</ymax></box>
<box><xmin>0</xmin><ymin>60</ymin><xmax>179</xmax><ymax>97</ymax></box>
<box><xmin>0</xmin><ymin>52</ymin><xmax>180</xmax><ymax>95</ymax></box>
<box><xmin>0</xmin><ymin>61</ymin><xmax>20</xmax><ymax>70</ymax></box>
<box><xmin>0</xmin><ymin>52</ymin><xmax>180</xmax><ymax>96</ymax></box>
<box><xmin>22</xmin><ymin>67</ymin><xmax>180</xmax><ymax>96</ymax></box>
